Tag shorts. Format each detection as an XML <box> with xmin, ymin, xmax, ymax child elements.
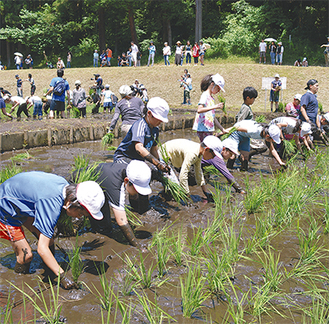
<box><xmin>270</xmin><ymin>90</ymin><xmax>279</xmax><ymax>102</ymax></box>
<box><xmin>103</xmin><ymin>102</ymin><xmax>113</xmax><ymax>108</ymax></box>
<box><xmin>184</xmin><ymin>90</ymin><xmax>190</xmax><ymax>100</ymax></box>
<box><xmin>260</xmin><ymin>51</ymin><xmax>266</xmax><ymax>57</ymax></box>
<box><xmin>0</xmin><ymin>98</ymin><xmax>5</xmax><ymax>109</ymax></box>
<box><xmin>230</xmin><ymin>131</ymin><xmax>250</xmax><ymax>152</ymax></box>
<box><xmin>50</xmin><ymin>100</ymin><xmax>65</xmax><ymax>112</ymax></box>
<box><xmin>0</xmin><ymin>221</ymin><xmax>25</xmax><ymax>242</ymax></box>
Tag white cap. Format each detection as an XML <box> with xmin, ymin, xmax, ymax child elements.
<box><xmin>203</xmin><ymin>135</ymin><xmax>223</xmax><ymax>158</ymax></box>
<box><xmin>222</xmin><ymin>137</ymin><xmax>239</xmax><ymax>155</ymax></box>
<box><xmin>274</xmin><ymin>74</ymin><xmax>280</xmax><ymax>78</ymax></box>
<box><xmin>126</xmin><ymin>160</ymin><xmax>152</xmax><ymax>195</ymax></box>
<box><xmin>75</xmin><ymin>80</ymin><xmax>81</xmax><ymax>86</ymax></box>
<box><xmin>211</xmin><ymin>74</ymin><xmax>225</xmax><ymax>92</ymax></box>
<box><xmin>300</xmin><ymin>122</ymin><xmax>312</xmax><ymax>137</ymax></box>
<box><xmin>147</xmin><ymin>97</ymin><xmax>169</xmax><ymax>122</ymax></box>
<box><xmin>323</xmin><ymin>112</ymin><xmax>329</xmax><ymax>124</ymax></box>
<box><xmin>268</xmin><ymin>124</ymin><xmax>281</xmax><ymax>144</ymax></box>
<box><xmin>105</xmin><ymin>84</ymin><xmax>110</xmax><ymax>89</ymax></box>
<box><xmin>303</xmin><ymin>57</ymin><xmax>307</xmax><ymax>61</ymax></box>
<box><xmin>294</xmin><ymin>94</ymin><xmax>302</xmax><ymax>101</ymax></box>
<box><xmin>76</xmin><ymin>181</ymin><xmax>105</xmax><ymax>220</ymax></box>
<box><xmin>119</xmin><ymin>85</ymin><xmax>133</xmax><ymax>98</ymax></box>
<box><xmin>3</xmin><ymin>95</ymin><xmax>9</xmax><ymax>101</ymax></box>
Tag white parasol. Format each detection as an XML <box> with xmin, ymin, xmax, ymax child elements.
<box><xmin>264</xmin><ymin>38</ymin><xmax>276</xmax><ymax>42</ymax></box>
<box><xmin>204</xmin><ymin>43</ymin><xmax>211</xmax><ymax>50</ymax></box>
<box><xmin>14</xmin><ymin>52</ymin><xmax>23</xmax><ymax>57</ymax></box>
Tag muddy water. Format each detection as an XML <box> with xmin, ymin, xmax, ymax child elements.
<box><xmin>0</xmin><ymin>130</ymin><xmax>327</xmax><ymax>323</ymax></box>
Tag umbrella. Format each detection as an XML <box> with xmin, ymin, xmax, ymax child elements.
<box><xmin>264</xmin><ymin>38</ymin><xmax>276</xmax><ymax>42</ymax></box>
<box><xmin>204</xmin><ymin>43</ymin><xmax>211</xmax><ymax>50</ymax></box>
<box><xmin>14</xmin><ymin>52</ymin><xmax>23</xmax><ymax>57</ymax></box>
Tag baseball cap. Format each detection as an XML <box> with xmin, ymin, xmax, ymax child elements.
<box><xmin>94</xmin><ymin>73</ymin><xmax>100</xmax><ymax>77</ymax></box>
<box><xmin>211</xmin><ymin>74</ymin><xmax>225</xmax><ymax>92</ymax></box>
<box><xmin>126</xmin><ymin>160</ymin><xmax>152</xmax><ymax>195</ymax></box>
<box><xmin>323</xmin><ymin>112</ymin><xmax>329</xmax><ymax>124</ymax></box>
<box><xmin>105</xmin><ymin>84</ymin><xmax>110</xmax><ymax>89</ymax></box>
<box><xmin>76</xmin><ymin>181</ymin><xmax>105</xmax><ymax>220</ymax></box>
<box><xmin>305</xmin><ymin>79</ymin><xmax>318</xmax><ymax>90</ymax></box>
<box><xmin>274</xmin><ymin>74</ymin><xmax>280</xmax><ymax>78</ymax></box>
<box><xmin>15</xmin><ymin>74</ymin><xmax>19</xmax><ymax>78</ymax></box>
<box><xmin>147</xmin><ymin>97</ymin><xmax>169</xmax><ymax>122</ymax></box>
<box><xmin>294</xmin><ymin>94</ymin><xmax>302</xmax><ymax>101</ymax></box>
<box><xmin>222</xmin><ymin>137</ymin><xmax>239</xmax><ymax>155</ymax></box>
<box><xmin>268</xmin><ymin>124</ymin><xmax>281</xmax><ymax>144</ymax></box>
<box><xmin>203</xmin><ymin>135</ymin><xmax>223</xmax><ymax>158</ymax></box>
<box><xmin>75</xmin><ymin>80</ymin><xmax>81</xmax><ymax>86</ymax></box>
<box><xmin>300</xmin><ymin>122</ymin><xmax>312</xmax><ymax>137</ymax></box>
<box><xmin>3</xmin><ymin>95</ymin><xmax>9</xmax><ymax>101</ymax></box>
<box><xmin>119</xmin><ymin>85</ymin><xmax>133</xmax><ymax>97</ymax></box>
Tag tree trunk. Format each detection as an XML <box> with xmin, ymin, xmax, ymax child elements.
<box><xmin>166</xmin><ymin>19</ymin><xmax>172</xmax><ymax>47</ymax></box>
<box><xmin>128</xmin><ymin>8</ymin><xmax>138</xmax><ymax>45</ymax></box>
<box><xmin>98</xmin><ymin>7</ymin><xmax>106</xmax><ymax>50</ymax></box>
<box><xmin>195</xmin><ymin>0</ymin><xmax>202</xmax><ymax>42</ymax></box>
<box><xmin>6</xmin><ymin>40</ymin><xmax>10</xmax><ymax>68</ymax></box>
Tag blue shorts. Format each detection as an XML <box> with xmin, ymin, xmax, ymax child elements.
<box><xmin>103</xmin><ymin>102</ymin><xmax>112</xmax><ymax>108</ymax></box>
<box><xmin>270</xmin><ymin>90</ymin><xmax>279</xmax><ymax>102</ymax></box>
<box><xmin>230</xmin><ymin>131</ymin><xmax>250</xmax><ymax>152</ymax></box>
<box><xmin>0</xmin><ymin>98</ymin><xmax>5</xmax><ymax>109</ymax></box>
<box><xmin>50</xmin><ymin>100</ymin><xmax>65</xmax><ymax>111</ymax></box>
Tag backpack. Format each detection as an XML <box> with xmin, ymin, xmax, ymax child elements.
<box><xmin>188</xmin><ymin>84</ymin><xmax>193</xmax><ymax>91</ymax></box>
<box><xmin>53</xmin><ymin>79</ymin><xmax>66</xmax><ymax>96</ymax></box>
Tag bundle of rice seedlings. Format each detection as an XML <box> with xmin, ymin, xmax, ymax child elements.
<box><xmin>72</xmin><ymin>106</ymin><xmax>80</xmax><ymax>118</ymax></box>
<box><xmin>70</xmin><ymin>154</ymin><xmax>101</xmax><ymax>183</ymax></box>
<box><xmin>203</xmin><ymin>165</ymin><xmax>220</xmax><ymax>176</ymax></box>
<box><xmin>106</xmin><ymin>145</ymin><xmax>117</xmax><ymax>151</ymax></box>
<box><xmin>283</xmin><ymin>139</ymin><xmax>297</xmax><ymax>156</ymax></box>
<box><xmin>0</xmin><ymin>162</ymin><xmax>22</xmax><ymax>184</ymax></box>
<box><xmin>101</xmin><ymin>132</ymin><xmax>114</xmax><ymax>147</ymax></box>
<box><xmin>11</xmin><ymin>151</ymin><xmax>33</xmax><ymax>162</ymax></box>
<box><xmin>218</xmin><ymin>94</ymin><xmax>227</xmax><ymax>114</ymax></box>
<box><xmin>157</xmin><ymin>140</ymin><xmax>170</xmax><ymax>164</ymax></box>
<box><xmin>125</xmin><ymin>206</ymin><xmax>143</xmax><ymax>227</ymax></box>
<box><xmin>255</xmin><ymin>115</ymin><xmax>266</xmax><ymax>123</ymax></box>
<box><xmin>319</xmin><ymin>102</ymin><xmax>324</xmax><ymax>114</ymax></box>
<box><xmin>161</xmin><ymin>176</ymin><xmax>189</xmax><ymax>204</ymax></box>
<box><xmin>220</xmin><ymin>127</ymin><xmax>238</xmax><ymax>140</ymax></box>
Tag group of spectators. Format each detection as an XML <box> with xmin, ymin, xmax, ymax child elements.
<box><xmin>259</xmin><ymin>39</ymin><xmax>284</xmax><ymax>65</ymax></box>
<box><xmin>13</xmin><ymin>53</ymin><xmax>34</xmax><ymax>70</ymax></box>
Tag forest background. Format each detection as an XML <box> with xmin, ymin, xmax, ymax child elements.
<box><xmin>0</xmin><ymin>0</ymin><xmax>327</xmax><ymax>68</ymax></box>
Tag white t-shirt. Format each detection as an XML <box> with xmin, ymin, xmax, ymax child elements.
<box><xmin>235</xmin><ymin>120</ymin><xmax>263</xmax><ymax>139</ymax></box>
<box><xmin>102</xmin><ymin>90</ymin><xmax>113</xmax><ymax>103</ymax></box>
<box><xmin>259</xmin><ymin>42</ymin><xmax>267</xmax><ymax>52</ymax></box>
<box><xmin>131</xmin><ymin>44</ymin><xmax>139</xmax><ymax>54</ymax></box>
<box><xmin>27</xmin><ymin>95</ymin><xmax>42</xmax><ymax>104</ymax></box>
<box><xmin>9</xmin><ymin>96</ymin><xmax>25</xmax><ymax>105</ymax></box>
<box><xmin>270</xmin><ymin>117</ymin><xmax>297</xmax><ymax>134</ymax></box>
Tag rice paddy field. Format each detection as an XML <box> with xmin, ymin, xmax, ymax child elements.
<box><xmin>1</xmin><ymin>60</ymin><xmax>329</xmax><ymax>323</ymax></box>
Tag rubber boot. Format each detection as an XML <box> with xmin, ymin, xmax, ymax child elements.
<box><xmin>240</xmin><ymin>159</ymin><xmax>248</xmax><ymax>172</ymax></box>
<box><xmin>14</xmin><ymin>262</ymin><xmax>31</xmax><ymax>274</ymax></box>
<box><xmin>120</xmin><ymin>224</ymin><xmax>139</xmax><ymax>248</ymax></box>
<box><xmin>226</xmin><ymin>158</ymin><xmax>236</xmax><ymax>169</ymax></box>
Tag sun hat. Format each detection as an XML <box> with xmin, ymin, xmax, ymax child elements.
<box><xmin>176</xmin><ymin>41</ymin><xmax>181</xmax><ymax>45</ymax></box>
<box><xmin>105</xmin><ymin>84</ymin><xmax>110</xmax><ymax>89</ymax></box>
<box><xmin>76</xmin><ymin>181</ymin><xmax>105</xmax><ymax>220</ymax></box>
<box><xmin>323</xmin><ymin>112</ymin><xmax>329</xmax><ymax>124</ymax></box>
<box><xmin>305</xmin><ymin>79</ymin><xmax>318</xmax><ymax>90</ymax></box>
<box><xmin>303</xmin><ymin>57</ymin><xmax>307</xmax><ymax>62</ymax></box>
<box><xmin>203</xmin><ymin>135</ymin><xmax>223</xmax><ymax>159</ymax></box>
<box><xmin>268</xmin><ymin>124</ymin><xmax>281</xmax><ymax>144</ymax></box>
<box><xmin>222</xmin><ymin>137</ymin><xmax>239</xmax><ymax>155</ymax></box>
<box><xmin>147</xmin><ymin>97</ymin><xmax>169</xmax><ymax>123</ymax></box>
<box><xmin>75</xmin><ymin>80</ymin><xmax>81</xmax><ymax>86</ymax></box>
<box><xmin>274</xmin><ymin>73</ymin><xmax>280</xmax><ymax>78</ymax></box>
<box><xmin>15</xmin><ymin>74</ymin><xmax>19</xmax><ymax>78</ymax></box>
<box><xmin>119</xmin><ymin>85</ymin><xmax>133</xmax><ymax>98</ymax></box>
<box><xmin>294</xmin><ymin>94</ymin><xmax>302</xmax><ymax>101</ymax></box>
<box><xmin>300</xmin><ymin>122</ymin><xmax>312</xmax><ymax>137</ymax></box>
<box><xmin>278</xmin><ymin>42</ymin><xmax>282</xmax><ymax>45</ymax></box>
<box><xmin>126</xmin><ymin>160</ymin><xmax>152</xmax><ymax>195</ymax></box>
<box><xmin>211</xmin><ymin>74</ymin><xmax>225</xmax><ymax>92</ymax></box>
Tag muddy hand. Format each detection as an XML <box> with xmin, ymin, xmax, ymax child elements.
<box><xmin>204</xmin><ymin>192</ymin><xmax>215</xmax><ymax>203</ymax></box>
<box><xmin>60</xmin><ymin>273</ymin><xmax>78</xmax><ymax>290</ymax></box>
<box><xmin>156</xmin><ymin>161</ymin><xmax>170</xmax><ymax>173</ymax></box>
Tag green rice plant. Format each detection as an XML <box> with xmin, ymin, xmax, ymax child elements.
<box><xmin>0</xmin><ymin>162</ymin><xmax>22</xmax><ymax>184</ymax></box>
<box><xmin>125</xmin><ymin>206</ymin><xmax>143</xmax><ymax>227</ymax></box>
<box><xmin>71</xmin><ymin>106</ymin><xmax>80</xmax><ymax>118</ymax></box>
<box><xmin>134</xmin><ymin>290</ymin><xmax>176</xmax><ymax>323</ymax></box>
<box><xmin>117</xmin><ymin>263</ymin><xmax>139</xmax><ymax>297</ymax></box>
<box><xmin>180</xmin><ymin>263</ymin><xmax>211</xmax><ymax>318</ymax></box>
<box><xmin>151</xmin><ymin>226</ymin><xmax>171</xmax><ymax>278</ymax></box>
<box><xmin>220</xmin><ymin>126</ymin><xmax>238</xmax><ymax>140</ymax></box>
<box><xmin>101</xmin><ymin>132</ymin><xmax>114</xmax><ymax>147</ymax></box>
<box><xmin>85</xmin><ymin>266</ymin><xmax>114</xmax><ymax>311</ymax></box>
<box><xmin>111</xmin><ymin>293</ymin><xmax>133</xmax><ymax>324</ymax></box>
<box><xmin>187</xmin><ymin>225</ymin><xmax>205</xmax><ymax>257</ymax></box>
<box><xmin>0</xmin><ymin>289</ymin><xmax>13</xmax><ymax>324</ymax></box>
<box><xmin>301</xmin><ymin>295</ymin><xmax>329</xmax><ymax>324</ymax></box>
<box><xmin>277</xmin><ymin>101</ymin><xmax>285</xmax><ymax>112</ymax></box>
<box><xmin>218</xmin><ymin>94</ymin><xmax>227</xmax><ymax>114</ymax></box>
<box><xmin>255</xmin><ymin>115</ymin><xmax>266</xmax><ymax>123</ymax></box>
<box><xmin>66</xmin><ymin>234</ymin><xmax>85</xmax><ymax>283</ymax></box>
<box><xmin>283</xmin><ymin>139</ymin><xmax>297</xmax><ymax>156</ymax></box>
<box><xmin>11</xmin><ymin>151</ymin><xmax>33</xmax><ymax>162</ymax></box>
<box><xmin>70</xmin><ymin>154</ymin><xmax>101</xmax><ymax>183</ymax></box>
<box><xmin>203</xmin><ymin>165</ymin><xmax>220</xmax><ymax>177</ymax></box>
<box><xmin>106</xmin><ymin>146</ymin><xmax>117</xmax><ymax>151</ymax></box>
<box><xmin>171</xmin><ymin>224</ymin><xmax>186</xmax><ymax>266</ymax></box>
<box><xmin>161</xmin><ymin>176</ymin><xmax>189</xmax><ymax>205</ymax></box>
<box><xmin>10</xmin><ymin>277</ymin><xmax>64</xmax><ymax>324</ymax></box>
<box><xmin>320</xmin><ymin>195</ymin><xmax>329</xmax><ymax>234</ymax></box>
<box><xmin>318</xmin><ymin>102</ymin><xmax>324</xmax><ymax>114</ymax></box>
<box><xmin>219</xmin><ymin>221</ymin><xmax>242</xmax><ymax>264</ymax></box>
<box><xmin>157</xmin><ymin>140</ymin><xmax>170</xmax><ymax>165</ymax></box>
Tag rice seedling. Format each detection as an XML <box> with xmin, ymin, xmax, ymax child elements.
<box><xmin>277</xmin><ymin>101</ymin><xmax>285</xmax><ymax>112</ymax></box>
<box><xmin>255</xmin><ymin>115</ymin><xmax>266</xmax><ymax>123</ymax></box>
<box><xmin>66</xmin><ymin>234</ymin><xmax>85</xmax><ymax>283</ymax></box>
<box><xmin>180</xmin><ymin>263</ymin><xmax>211</xmax><ymax>318</ymax></box>
<box><xmin>161</xmin><ymin>175</ymin><xmax>189</xmax><ymax>205</ymax></box>
<box><xmin>170</xmin><ymin>224</ymin><xmax>186</xmax><ymax>266</ymax></box>
<box><xmin>301</xmin><ymin>295</ymin><xmax>329</xmax><ymax>324</ymax></box>
<box><xmin>283</xmin><ymin>139</ymin><xmax>297</xmax><ymax>157</ymax></box>
<box><xmin>106</xmin><ymin>145</ymin><xmax>117</xmax><ymax>151</ymax></box>
<box><xmin>101</xmin><ymin>132</ymin><xmax>114</xmax><ymax>147</ymax></box>
<box><xmin>118</xmin><ymin>263</ymin><xmax>139</xmax><ymax>297</ymax></box>
<box><xmin>157</xmin><ymin>140</ymin><xmax>170</xmax><ymax>165</ymax></box>
<box><xmin>134</xmin><ymin>290</ymin><xmax>176</xmax><ymax>323</ymax></box>
<box><xmin>11</xmin><ymin>151</ymin><xmax>33</xmax><ymax>161</ymax></box>
<box><xmin>71</xmin><ymin>106</ymin><xmax>81</xmax><ymax>118</ymax></box>
<box><xmin>187</xmin><ymin>225</ymin><xmax>206</xmax><ymax>257</ymax></box>
<box><xmin>0</xmin><ymin>162</ymin><xmax>22</xmax><ymax>184</ymax></box>
<box><xmin>218</xmin><ymin>94</ymin><xmax>226</xmax><ymax>114</ymax></box>
<box><xmin>0</xmin><ymin>289</ymin><xmax>13</xmax><ymax>324</ymax></box>
<box><xmin>10</xmin><ymin>277</ymin><xmax>64</xmax><ymax>324</ymax></box>
<box><xmin>70</xmin><ymin>154</ymin><xmax>101</xmax><ymax>183</ymax></box>
<box><xmin>318</xmin><ymin>102</ymin><xmax>324</xmax><ymax>114</ymax></box>
<box><xmin>320</xmin><ymin>195</ymin><xmax>329</xmax><ymax>234</ymax></box>
<box><xmin>219</xmin><ymin>221</ymin><xmax>242</xmax><ymax>264</ymax></box>
<box><xmin>125</xmin><ymin>206</ymin><xmax>143</xmax><ymax>227</ymax></box>
<box><xmin>83</xmin><ymin>261</ymin><xmax>114</xmax><ymax>311</ymax></box>
<box><xmin>220</xmin><ymin>126</ymin><xmax>238</xmax><ymax>140</ymax></box>
<box><xmin>110</xmin><ymin>293</ymin><xmax>133</xmax><ymax>324</ymax></box>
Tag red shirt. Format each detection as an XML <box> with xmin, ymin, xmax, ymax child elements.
<box><xmin>192</xmin><ymin>45</ymin><xmax>200</xmax><ymax>57</ymax></box>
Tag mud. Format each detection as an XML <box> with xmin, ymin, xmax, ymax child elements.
<box><xmin>0</xmin><ymin>128</ymin><xmax>327</xmax><ymax>323</ymax></box>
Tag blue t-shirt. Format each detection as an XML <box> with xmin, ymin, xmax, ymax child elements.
<box><xmin>0</xmin><ymin>171</ymin><xmax>68</xmax><ymax>238</ymax></box>
<box><xmin>299</xmin><ymin>91</ymin><xmax>318</xmax><ymax>124</ymax></box>
<box><xmin>50</xmin><ymin>77</ymin><xmax>69</xmax><ymax>102</ymax></box>
<box><xmin>149</xmin><ymin>45</ymin><xmax>156</xmax><ymax>55</ymax></box>
<box><xmin>114</xmin><ymin>118</ymin><xmax>159</xmax><ymax>161</ymax></box>
<box><xmin>17</xmin><ymin>78</ymin><xmax>22</xmax><ymax>88</ymax></box>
